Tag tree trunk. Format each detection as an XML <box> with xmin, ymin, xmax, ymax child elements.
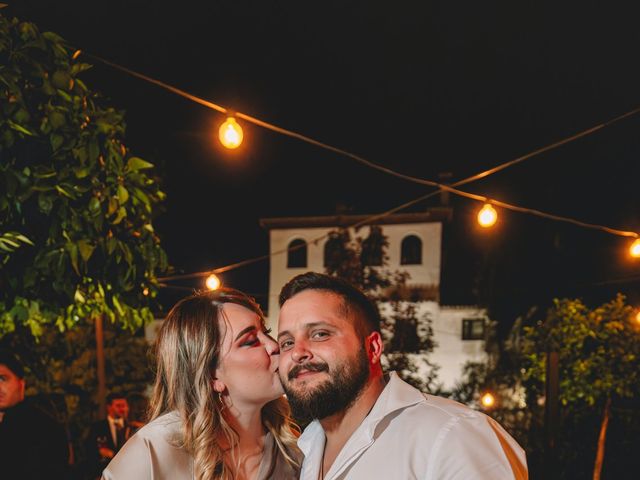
<box><xmin>592</xmin><ymin>396</ymin><xmax>611</xmax><ymax>480</ymax></box>
<box><xmin>95</xmin><ymin>314</ymin><xmax>106</xmax><ymax>418</ymax></box>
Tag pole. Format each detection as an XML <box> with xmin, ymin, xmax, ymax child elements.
<box><xmin>545</xmin><ymin>350</ymin><xmax>559</xmax><ymax>479</ymax></box>
<box><xmin>95</xmin><ymin>314</ymin><xmax>106</xmax><ymax>418</ymax></box>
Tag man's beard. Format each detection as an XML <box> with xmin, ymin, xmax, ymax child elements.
<box><xmin>281</xmin><ymin>345</ymin><xmax>370</xmax><ymax>423</ymax></box>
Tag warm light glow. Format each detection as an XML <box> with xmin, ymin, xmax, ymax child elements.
<box><xmin>480</xmin><ymin>392</ymin><xmax>496</xmax><ymax>408</ymax></box>
<box><xmin>635</xmin><ymin>311</ymin><xmax>640</xmax><ymax>324</ymax></box>
<box><xmin>477</xmin><ymin>204</ymin><xmax>498</xmax><ymax>228</ymax></box>
<box><xmin>630</xmin><ymin>239</ymin><xmax>640</xmax><ymax>258</ymax></box>
<box><xmin>219</xmin><ymin>117</ymin><xmax>243</xmax><ymax>149</ymax></box>
<box><xmin>205</xmin><ymin>274</ymin><xmax>221</xmax><ymax>291</ymax></box>
<box><xmin>142</xmin><ymin>287</ymin><xmax>150</xmax><ymax>296</ymax></box>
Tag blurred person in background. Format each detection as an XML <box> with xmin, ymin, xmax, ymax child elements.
<box><xmin>0</xmin><ymin>349</ymin><xmax>69</xmax><ymax>479</ymax></box>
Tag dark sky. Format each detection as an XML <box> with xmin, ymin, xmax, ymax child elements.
<box><xmin>10</xmin><ymin>1</ymin><xmax>640</xmax><ymax>326</ymax></box>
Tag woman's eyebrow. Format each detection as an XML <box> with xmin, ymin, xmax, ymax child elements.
<box><xmin>234</xmin><ymin>325</ymin><xmax>256</xmax><ymax>341</ymax></box>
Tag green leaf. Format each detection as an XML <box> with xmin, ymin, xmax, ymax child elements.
<box><xmin>48</xmin><ymin>111</ymin><xmax>66</xmax><ymax>129</ymax></box>
<box><xmin>112</xmin><ymin>207</ymin><xmax>126</xmax><ymax>225</ymax></box>
<box><xmin>50</xmin><ymin>133</ymin><xmax>64</xmax><ymax>151</ymax></box>
<box><xmin>74</xmin><ymin>288</ymin><xmax>86</xmax><ymax>303</ymax></box>
<box><xmin>55</xmin><ymin>184</ymin><xmax>74</xmax><ymax>199</ymax></box>
<box><xmin>66</xmin><ymin>242</ymin><xmax>79</xmax><ymax>275</ymax></box>
<box><xmin>77</xmin><ymin>240</ymin><xmax>95</xmax><ymax>262</ymax></box>
<box><xmin>126</xmin><ymin>157</ymin><xmax>154</xmax><ymax>171</ymax></box>
<box><xmin>51</xmin><ymin>70</ymin><xmax>72</xmax><ymax>90</ymax></box>
<box><xmin>112</xmin><ymin>295</ymin><xmax>125</xmax><ymax>316</ymax></box>
<box><xmin>7</xmin><ymin>119</ymin><xmax>36</xmax><ymax>136</ymax></box>
<box><xmin>117</xmin><ymin>185</ymin><xmax>129</xmax><ymax>204</ymax></box>
<box><xmin>74</xmin><ymin>167</ymin><xmax>89</xmax><ymax>179</ymax></box>
<box><xmin>88</xmin><ymin>197</ymin><xmax>101</xmax><ymax>215</ymax></box>
<box><xmin>37</xmin><ymin>193</ymin><xmax>54</xmax><ymax>214</ymax></box>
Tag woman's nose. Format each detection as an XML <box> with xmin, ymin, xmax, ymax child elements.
<box><xmin>264</xmin><ymin>336</ymin><xmax>280</xmax><ymax>356</ymax></box>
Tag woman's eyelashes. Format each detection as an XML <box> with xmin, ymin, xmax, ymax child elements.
<box><xmin>239</xmin><ymin>328</ymin><xmax>273</xmax><ymax>347</ymax></box>
<box><xmin>240</xmin><ymin>332</ymin><xmax>259</xmax><ymax>347</ymax></box>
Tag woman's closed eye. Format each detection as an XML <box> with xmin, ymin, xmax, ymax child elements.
<box><xmin>240</xmin><ymin>333</ymin><xmax>260</xmax><ymax>347</ymax></box>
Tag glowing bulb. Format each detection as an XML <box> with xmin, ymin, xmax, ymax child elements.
<box><xmin>205</xmin><ymin>274</ymin><xmax>221</xmax><ymax>291</ymax></box>
<box><xmin>142</xmin><ymin>287</ymin><xmax>150</xmax><ymax>296</ymax></box>
<box><xmin>630</xmin><ymin>239</ymin><xmax>640</xmax><ymax>258</ymax></box>
<box><xmin>218</xmin><ymin>117</ymin><xmax>243</xmax><ymax>149</ymax></box>
<box><xmin>480</xmin><ymin>392</ymin><xmax>496</xmax><ymax>409</ymax></box>
<box><xmin>635</xmin><ymin>311</ymin><xmax>640</xmax><ymax>324</ymax></box>
<box><xmin>477</xmin><ymin>204</ymin><xmax>497</xmax><ymax>228</ymax></box>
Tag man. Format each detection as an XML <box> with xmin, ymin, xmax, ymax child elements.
<box><xmin>86</xmin><ymin>393</ymin><xmax>131</xmax><ymax>477</ymax></box>
<box><xmin>0</xmin><ymin>349</ymin><xmax>69</xmax><ymax>479</ymax></box>
<box><xmin>277</xmin><ymin>272</ymin><xmax>527</xmax><ymax>480</ymax></box>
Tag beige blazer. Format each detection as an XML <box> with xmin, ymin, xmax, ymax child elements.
<box><xmin>102</xmin><ymin>411</ymin><xmax>300</xmax><ymax>480</ymax></box>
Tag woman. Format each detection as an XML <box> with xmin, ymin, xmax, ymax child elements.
<box><xmin>103</xmin><ymin>288</ymin><xmax>301</xmax><ymax>480</ymax></box>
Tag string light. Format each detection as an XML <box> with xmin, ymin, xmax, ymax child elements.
<box><xmin>477</xmin><ymin>204</ymin><xmax>498</xmax><ymax>228</ymax></box>
<box><xmin>205</xmin><ymin>274</ymin><xmax>221</xmax><ymax>290</ymax></box>
<box><xmin>219</xmin><ymin>117</ymin><xmax>243</xmax><ymax>149</ymax></box>
<box><xmin>480</xmin><ymin>392</ymin><xmax>496</xmax><ymax>409</ymax></box>
<box><xmin>82</xmin><ymin>53</ymin><xmax>640</xmax><ymax>282</ymax></box>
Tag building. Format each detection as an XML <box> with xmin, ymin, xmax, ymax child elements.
<box><xmin>260</xmin><ymin>209</ymin><xmax>488</xmax><ymax>391</ymax></box>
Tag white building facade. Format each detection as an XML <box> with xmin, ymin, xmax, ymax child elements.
<box><xmin>260</xmin><ymin>210</ymin><xmax>488</xmax><ymax>391</ymax></box>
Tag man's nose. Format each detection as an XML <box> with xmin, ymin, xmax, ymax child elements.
<box><xmin>291</xmin><ymin>340</ymin><xmax>312</xmax><ymax>363</ymax></box>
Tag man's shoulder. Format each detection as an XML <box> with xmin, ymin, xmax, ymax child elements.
<box><xmin>385</xmin><ymin>374</ymin><xmax>483</xmax><ymax>426</ymax></box>
<box><xmin>395</xmin><ymin>391</ymin><xmax>484</xmax><ymax>430</ymax></box>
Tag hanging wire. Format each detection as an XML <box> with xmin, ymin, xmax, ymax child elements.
<box><xmin>84</xmin><ymin>52</ymin><xmax>640</xmax><ymax>193</ymax></box>
<box><xmin>78</xmin><ymin>53</ymin><xmax>640</xmax><ymax>281</ymax></box>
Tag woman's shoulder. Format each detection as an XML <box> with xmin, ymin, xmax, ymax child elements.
<box><xmin>133</xmin><ymin>411</ymin><xmax>182</xmax><ymax>441</ymax></box>
<box><xmin>102</xmin><ymin>412</ymin><xmax>192</xmax><ymax>480</ymax></box>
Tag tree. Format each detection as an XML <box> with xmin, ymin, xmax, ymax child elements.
<box><xmin>323</xmin><ymin>225</ymin><xmax>439</xmax><ymax>392</ymax></box>
<box><xmin>2</xmin><ymin>321</ymin><xmax>153</xmax><ymax>465</ymax></box>
<box><xmin>522</xmin><ymin>295</ymin><xmax>640</xmax><ymax>480</ymax></box>
<box><xmin>0</xmin><ymin>13</ymin><xmax>168</xmax><ymax>337</ymax></box>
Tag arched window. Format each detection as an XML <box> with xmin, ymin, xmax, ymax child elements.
<box><xmin>287</xmin><ymin>239</ymin><xmax>307</xmax><ymax>268</ymax></box>
<box><xmin>400</xmin><ymin>235</ymin><xmax>422</xmax><ymax>265</ymax></box>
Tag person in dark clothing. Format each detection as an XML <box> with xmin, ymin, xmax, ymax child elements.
<box><xmin>85</xmin><ymin>393</ymin><xmax>131</xmax><ymax>479</ymax></box>
<box><xmin>0</xmin><ymin>349</ymin><xmax>69</xmax><ymax>480</ymax></box>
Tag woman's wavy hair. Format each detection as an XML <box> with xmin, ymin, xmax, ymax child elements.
<box><xmin>149</xmin><ymin>288</ymin><xmax>300</xmax><ymax>479</ymax></box>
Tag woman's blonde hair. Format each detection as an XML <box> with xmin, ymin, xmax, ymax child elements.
<box><xmin>149</xmin><ymin>288</ymin><xmax>300</xmax><ymax>479</ymax></box>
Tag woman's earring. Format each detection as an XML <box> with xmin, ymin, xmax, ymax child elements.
<box><xmin>217</xmin><ymin>391</ymin><xmax>226</xmax><ymax>410</ymax></box>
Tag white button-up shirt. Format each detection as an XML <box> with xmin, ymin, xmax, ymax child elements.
<box><xmin>298</xmin><ymin>372</ymin><xmax>527</xmax><ymax>480</ymax></box>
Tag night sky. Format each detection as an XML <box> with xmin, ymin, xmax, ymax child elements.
<box><xmin>9</xmin><ymin>1</ymin><xmax>640</xmax><ymax>329</ymax></box>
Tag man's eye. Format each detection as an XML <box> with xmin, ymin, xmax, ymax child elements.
<box><xmin>280</xmin><ymin>340</ymin><xmax>293</xmax><ymax>350</ymax></box>
<box><xmin>311</xmin><ymin>330</ymin><xmax>329</xmax><ymax>340</ymax></box>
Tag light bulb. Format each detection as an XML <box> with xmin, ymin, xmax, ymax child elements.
<box><xmin>477</xmin><ymin>204</ymin><xmax>497</xmax><ymax>228</ymax></box>
<box><xmin>630</xmin><ymin>239</ymin><xmax>640</xmax><ymax>258</ymax></box>
<box><xmin>480</xmin><ymin>392</ymin><xmax>496</xmax><ymax>408</ymax></box>
<box><xmin>219</xmin><ymin>117</ymin><xmax>243</xmax><ymax>149</ymax></box>
<box><xmin>205</xmin><ymin>274</ymin><xmax>221</xmax><ymax>291</ymax></box>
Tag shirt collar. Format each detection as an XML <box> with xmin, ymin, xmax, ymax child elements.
<box><xmin>297</xmin><ymin>372</ymin><xmax>426</xmax><ymax>456</ymax></box>
<box><xmin>108</xmin><ymin>415</ymin><xmax>124</xmax><ymax>428</ymax></box>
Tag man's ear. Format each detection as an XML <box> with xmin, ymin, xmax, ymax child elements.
<box><xmin>365</xmin><ymin>331</ymin><xmax>384</xmax><ymax>365</ymax></box>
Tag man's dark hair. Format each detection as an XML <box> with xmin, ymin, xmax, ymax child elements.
<box><xmin>106</xmin><ymin>392</ymin><xmax>127</xmax><ymax>405</ymax></box>
<box><xmin>0</xmin><ymin>349</ymin><xmax>25</xmax><ymax>379</ymax></box>
<box><xmin>279</xmin><ymin>272</ymin><xmax>381</xmax><ymax>335</ymax></box>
